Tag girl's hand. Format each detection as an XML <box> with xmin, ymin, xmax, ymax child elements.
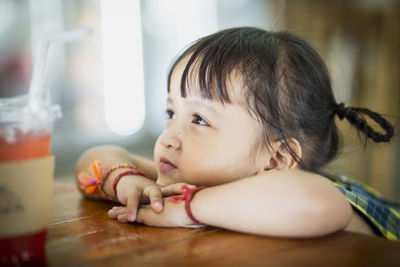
<box><xmin>108</xmin><ymin>198</ymin><xmax>196</xmax><ymax>228</ymax></box>
<box><xmin>114</xmin><ymin>175</ymin><xmax>160</xmax><ymax>222</ymax></box>
<box><xmin>110</xmin><ymin>182</ymin><xmax>196</xmax><ymax>223</ymax></box>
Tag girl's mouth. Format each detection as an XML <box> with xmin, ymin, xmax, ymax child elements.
<box><xmin>159</xmin><ymin>158</ymin><xmax>177</xmax><ymax>174</ymax></box>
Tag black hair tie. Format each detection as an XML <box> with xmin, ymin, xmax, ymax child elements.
<box><xmin>334</xmin><ymin>103</ymin><xmax>394</xmax><ymax>143</ymax></box>
<box><xmin>335</xmin><ymin>103</ymin><xmax>349</xmax><ymax>120</ymax></box>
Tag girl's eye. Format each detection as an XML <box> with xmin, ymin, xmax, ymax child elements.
<box><xmin>192</xmin><ymin>114</ymin><xmax>209</xmax><ymax>126</ymax></box>
<box><xmin>165</xmin><ymin>109</ymin><xmax>176</xmax><ymax>120</ymax></box>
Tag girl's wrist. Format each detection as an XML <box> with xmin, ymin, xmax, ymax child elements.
<box><xmin>187</xmin><ymin>188</ymin><xmax>206</xmax><ymax>225</ymax></box>
<box><xmin>169</xmin><ymin>185</ymin><xmax>206</xmax><ymax>225</ymax></box>
<box><xmin>103</xmin><ymin>168</ymin><xmax>136</xmax><ymax>201</ymax></box>
<box><xmin>114</xmin><ymin>173</ymin><xmax>144</xmax><ymax>204</ymax></box>
<box><xmin>78</xmin><ymin>160</ymin><xmax>146</xmax><ymax>201</ymax></box>
<box><xmin>106</xmin><ymin>169</ymin><xmax>149</xmax><ymax>203</ymax></box>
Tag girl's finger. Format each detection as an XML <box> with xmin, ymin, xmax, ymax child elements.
<box><xmin>117</xmin><ymin>213</ymin><xmax>129</xmax><ymax>223</ymax></box>
<box><xmin>108</xmin><ymin>206</ymin><xmax>126</xmax><ymax>219</ymax></box>
<box><xmin>143</xmin><ymin>186</ymin><xmax>163</xmax><ymax>213</ymax></box>
<box><xmin>126</xmin><ymin>188</ymin><xmax>143</xmax><ymax>222</ymax></box>
<box><xmin>161</xmin><ymin>183</ymin><xmax>196</xmax><ymax>196</ymax></box>
<box><xmin>136</xmin><ymin>206</ymin><xmax>155</xmax><ymax>226</ymax></box>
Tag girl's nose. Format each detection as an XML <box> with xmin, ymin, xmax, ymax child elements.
<box><xmin>160</xmin><ymin>130</ymin><xmax>181</xmax><ymax>150</ymax></box>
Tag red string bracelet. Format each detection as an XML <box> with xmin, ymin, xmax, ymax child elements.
<box><xmin>113</xmin><ymin>169</ymin><xmax>148</xmax><ymax>202</ymax></box>
<box><xmin>169</xmin><ymin>185</ymin><xmax>206</xmax><ymax>225</ymax></box>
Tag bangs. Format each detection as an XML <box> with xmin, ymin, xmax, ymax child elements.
<box><xmin>167</xmin><ymin>29</ymin><xmax>250</xmax><ymax>104</ymax></box>
<box><xmin>165</xmin><ymin>27</ymin><xmax>346</xmax><ymax>172</ymax></box>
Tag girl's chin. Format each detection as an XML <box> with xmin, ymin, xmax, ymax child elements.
<box><xmin>156</xmin><ymin>174</ymin><xmax>183</xmax><ymax>187</ymax></box>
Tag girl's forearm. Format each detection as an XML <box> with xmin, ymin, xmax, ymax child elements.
<box><xmin>75</xmin><ymin>145</ymin><xmax>157</xmax><ymax>199</ymax></box>
<box><xmin>190</xmin><ymin>170</ymin><xmax>352</xmax><ymax>238</ymax></box>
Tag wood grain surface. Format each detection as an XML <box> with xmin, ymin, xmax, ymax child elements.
<box><xmin>44</xmin><ymin>180</ymin><xmax>400</xmax><ymax>266</ymax></box>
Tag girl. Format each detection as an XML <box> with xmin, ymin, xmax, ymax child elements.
<box><xmin>76</xmin><ymin>27</ymin><xmax>398</xmax><ymax>240</ymax></box>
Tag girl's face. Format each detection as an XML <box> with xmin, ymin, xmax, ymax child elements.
<box><xmin>154</xmin><ymin>58</ymin><xmax>271</xmax><ymax>187</ymax></box>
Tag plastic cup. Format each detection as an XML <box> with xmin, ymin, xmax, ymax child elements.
<box><xmin>0</xmin><ymin>94</ymin><xmax>60</xmax><ymax>264</ymax></box>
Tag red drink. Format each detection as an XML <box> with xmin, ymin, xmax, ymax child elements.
<box><xmin>0</xmin><ymin>95</ymin><xmax>58</xmax><ymax>265</ymax></box>
<box><xmin>0</xmin><ymin>131</ymin><xmax>51</xmax><ymax>161</ymax></box>
<box><xmin>0</xmin><ymin>132</ymin><xmax>51</xmax><ymax>264</ymax></box>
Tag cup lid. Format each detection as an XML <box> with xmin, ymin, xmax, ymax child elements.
<box><xmin>0</xmin><ymin>94</ymin><xmax>61</xmax><ymax>124</ymax></box>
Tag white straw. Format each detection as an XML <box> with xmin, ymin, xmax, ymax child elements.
<box><xmin>29</xmin><ymin>27</ymin><xmax>93</xmax><ymax>111</ymax></box>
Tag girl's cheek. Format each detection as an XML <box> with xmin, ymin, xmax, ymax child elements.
<box><xmin>153</xmin><ymin>138</ymin><xmax>162</xmax><ymax>161</ymax></box>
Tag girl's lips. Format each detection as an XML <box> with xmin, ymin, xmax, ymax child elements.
<box><xmin>159</xmin><ymin>158</ymin><xmax>177</xmax><ymax>174</ymax></box>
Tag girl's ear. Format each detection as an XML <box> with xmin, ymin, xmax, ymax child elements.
<box><xmin>264</xmin><ymin>138</ymin><xmax>302</xmax><ymax>170</ymax></box>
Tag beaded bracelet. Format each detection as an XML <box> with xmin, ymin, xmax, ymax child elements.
<box><xmin>78</xmin><ymin>159</ymin><xmax>146</xmax><ymax>200</ymax></box>
<box><xmin>169</xmin><ymin>185</ymin><xmax>206</xmax><ymax>225</ymax></box>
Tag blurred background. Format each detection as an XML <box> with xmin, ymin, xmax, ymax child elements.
<box><xmin>0</xmin><ymin>0</ymin><xmax>399</xmax><ymax>201</ymax></box>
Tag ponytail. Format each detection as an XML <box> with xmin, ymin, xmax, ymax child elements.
<box><xmin>334</xmin><ymin>103</ymin><xmax>394</xmax><ymax>142</ymax></box>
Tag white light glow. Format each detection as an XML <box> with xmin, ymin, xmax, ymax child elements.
<box><xmin>142</xmin><ymin>0</ymin><xmax>218</xmax><ymax>137</ymax></box>
<box><xmin>101</xmin><ymin>0</ymin><xmax>145</xmax><ymax>136</ymax></box>
<box><xmin>0</xmin><ymin>0</ymin><xmax>17</xmax><ymax>36</ymax></box>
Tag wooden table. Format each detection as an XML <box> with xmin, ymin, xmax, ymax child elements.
<box><xmin>44</xmin><ymin>180</ymin><xmax>400</xmax><ymax>266</ymax></box>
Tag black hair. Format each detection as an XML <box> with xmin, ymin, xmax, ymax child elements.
<box><xmin>167</xmin><ymin>27</ymin><xmax>394</xmax><ymax>173</ymax></box>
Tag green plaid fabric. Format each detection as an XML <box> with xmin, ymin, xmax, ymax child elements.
<box><xmin>327</xmin><ymin>174</ymin><xmax>400</xmax><ymax>241</ymax></box>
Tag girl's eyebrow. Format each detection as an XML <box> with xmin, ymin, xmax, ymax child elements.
<box><xmin>167</xmin><ymin>96</ymin><xmax>218</xmax><ymax>116</ymax></box>
<box><xmin>184</xmin><ymin>99</ymin><xmax>218</xmax><ymax>115</ymax></box>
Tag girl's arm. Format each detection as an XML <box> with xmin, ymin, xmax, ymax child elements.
<box><xmin>128</xmin><ymin>169</ymin><xmax>352</xmax><ymax>238</ymax></box>
<box><xmin>75</xmin><ymin>145</ymin><xmax>157</xmax><ymax>185</ymax></box>
<box><xmin>190</xmin><ymin>169</ymin><xmax>352</xmax><ymax>237</ymax></box>
<box><xmin>75</xmin><ymin>145</ymin><xmax>162</xmax><ymax>216</ymax></box>
<box><xmin>76</xmin><ymin>145</ymin><xmax>194</xmax><ymax>221</ymax></box>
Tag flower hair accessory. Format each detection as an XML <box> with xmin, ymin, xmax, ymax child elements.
<box><xmin>169</xmin><ymin>185</ymin><xmax>206</xmax><ymax>225</ymax></box>
<box><xmin>78</xmin><ymin>160</ymin><xmax>146</xmax><ymax>200</ymax></box>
